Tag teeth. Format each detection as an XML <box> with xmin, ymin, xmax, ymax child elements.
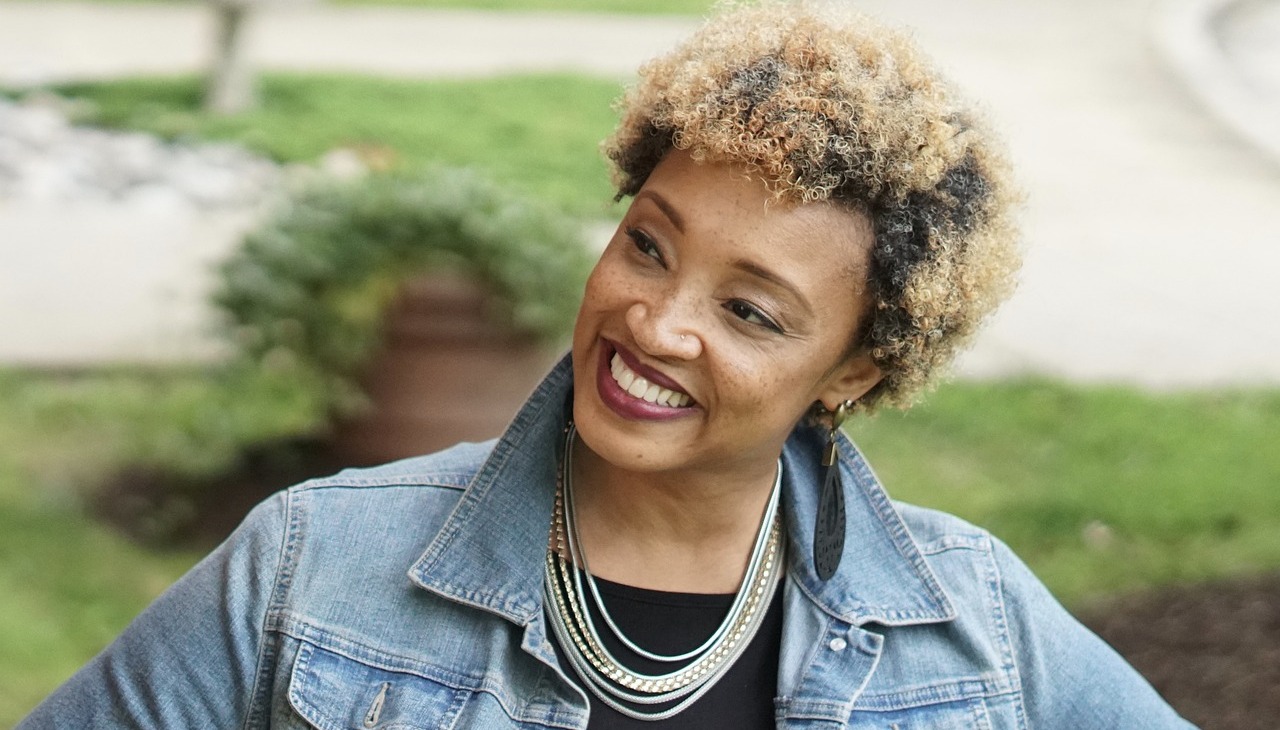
<box><xmin>627</xmin><ymin>376</ymin><xmax>649</xmax><ymax>398</ymax></box>
<box><xmin>610</xmin><ymin>353</ymin><xmax>691</xmax><ymax>408</ymax></box>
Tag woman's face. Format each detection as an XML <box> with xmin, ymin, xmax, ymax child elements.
<box><xmin>571</xmin><ymin>150</ymin><xmax>881</xmax><ymax>478</ymax></box>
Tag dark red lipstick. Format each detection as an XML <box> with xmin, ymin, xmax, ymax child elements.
<box><xmin>595</xmin><ymin>340</ymin><xmax>696</xmax><ymax>421</ymax></box>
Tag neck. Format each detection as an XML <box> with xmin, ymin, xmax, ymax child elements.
<box><xmin>567</xmin><ymin>432</ymin><xmax>781</xmax><ymax>594</ymax></box>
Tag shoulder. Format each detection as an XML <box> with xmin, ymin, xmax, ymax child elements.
<box><xmin>286</xmin><ymin>439</ymin><xmax>495</xmax><ymax>517</ymax></box>
<box><xmin>889</xmin><ymin>501</ymin><xmax>1193</xmax><ymax>726</ymax></box>
<box><xmin>892</xmin><ymin>500</ymin><xmax>991</xmax><ymax>549</ymax></box>
<box><xmin>890</xmin><ymin>500</ymin><xmax>1055</xmax><ymax>630</ymax></box>
<box><xmin>892</xmin><ymin>500</ymin><xmax>1007</xmax><ymax>580</ymax></box>
<box><xmin>296</xmin><ymin>439</ymin><xmax>495</xmax><ymax>493</ymax></box>
<box><xmin>238</xmin><ymin>440</ymin><xmax>498</xmax><ymax>588</ymax></box>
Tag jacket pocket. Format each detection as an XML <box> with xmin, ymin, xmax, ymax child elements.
<box><xmin>288</xmin><ymin>641</ymin><xmax>470</xmax><ymax>729</ymax></box>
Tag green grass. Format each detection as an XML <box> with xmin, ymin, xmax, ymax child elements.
<box><xmin>846</xmin><ymin>380</ymin><xmax>1280</xmax><ymax>606</ymax></box>
<box><xmin>0</xmin><ymin>366</ymin><xmax>326</xmax><ymax>725</ymax></box>
<box><xmin>0</xmin><ymin>487</ymin><xmax>198</xmax><ymax>721</ymax></box>
<box><xmin>48</xmin><ymin>73</ymin><xmax>625</xmax><ymax>216</ymax></box>
<box><xmin>3</xmin><ymin>369</ymin><xmax>1279</xmax><ymax>723</ymax></box>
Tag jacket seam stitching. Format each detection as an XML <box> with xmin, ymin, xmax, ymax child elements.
<box><xmin>241</xmin><ymin>492</ymin><xmax>292</xmax><ymax>730</ymax></box>
<box><xmin>294</xmin><ymin>477</ymin><xmax>472</xmax><ymax>491</ymax></box>
<box><xmin>988</xmin><ymin>538</ymin><xmax>1029</xmax><ymax>730</ymax></box>
<box><xmin>854</xmin><ymin>680</ymin><xmax>1020</xmax><ymax>709</ymax></box>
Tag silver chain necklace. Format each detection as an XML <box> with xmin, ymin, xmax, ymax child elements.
<box><xmin>544</xmin><ymin>424</ymin><xmax>785</xmax><ymax>721</ymax></box>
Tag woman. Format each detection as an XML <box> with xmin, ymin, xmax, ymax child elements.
<box><xmin>23</xmin><ymin>2</ymin><xmax>1193</xmax><ymax>728</ymax></box>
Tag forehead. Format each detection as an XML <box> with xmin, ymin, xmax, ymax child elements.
<box><xmin>636</xmin><ymin>151</ymin><xmax>874</xmax><ymax>290</ymax></box>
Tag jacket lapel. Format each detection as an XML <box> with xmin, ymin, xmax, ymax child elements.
<box><xmin>407</xmin><ymin>355</ymin><xmax>572</xmax><ymax>628</ymax></box>
<box><xmin>776</xmin><ymin>427</ymin><xmax>957</xmax><ymax>720</ymax></box>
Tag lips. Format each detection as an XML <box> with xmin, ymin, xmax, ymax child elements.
<box><xmin>610</xmin><ymin>353</ymin><xmax>692</xmax><ymax>407</ymax></box>
<box><xmin>594</xmin><ymin>341</ymin><xmax>697</xmax><ymax>421</ymax></box>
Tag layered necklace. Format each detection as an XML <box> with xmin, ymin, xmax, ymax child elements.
<box><xmin>543</xmin><ymin>424</ymin><xmax>785</xmax><ymax>722</ymax></box>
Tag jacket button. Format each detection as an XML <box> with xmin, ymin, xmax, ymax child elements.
<box><xmin>828</xmin><ymin>637</ymin><xmax>847</xmax><ymax>652</ymax></box>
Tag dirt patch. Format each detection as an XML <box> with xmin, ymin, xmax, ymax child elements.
<box><xmin>97</xmin><ymin>439</ymin><xmax>1275</xmax><ymax>728</ymax></box>
<box><xmin>1079</xmin><ymin>573</ymin><xmax>1280</xmax><ymax>730</ymax></box>
<box><xmin>93</xmin><ymin>436</ymin><xmax>349</xmax><ymax>547</ymax></box>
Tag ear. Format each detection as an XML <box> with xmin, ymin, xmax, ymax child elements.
<box><xmin>816</xmin><ymin>352</ymin><xmax>882</xmax><ymax>412</ymax></box>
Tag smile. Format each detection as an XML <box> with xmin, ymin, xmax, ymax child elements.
<box><xmin>610</xmin><ymin>353</ymin><xmax>693</xmax><ymax>408</ymax></box>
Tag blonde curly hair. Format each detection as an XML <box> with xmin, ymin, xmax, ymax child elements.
<box><xmin>605</xmin><ymin>1</ymin><xmax>1021</xmax><ymax>411</ymax></box>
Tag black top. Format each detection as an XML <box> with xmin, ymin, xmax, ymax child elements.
<box><xmin>549</xmin><ymin>571</ymin><xmax>783</xmax><ymax>729</ymax></box>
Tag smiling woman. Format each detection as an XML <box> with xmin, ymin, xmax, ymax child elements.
<box><xmin>20</xmin><ymin>2</ymin><xmax>1195</xmax><ymax>729</ymax></box>
<box><xmin>572</xmin><ymin>151</ymin><xmax>878</xmax><ymax>488</ymax></box>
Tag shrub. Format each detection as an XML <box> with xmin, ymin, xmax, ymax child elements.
<box><xmin>213</xmin><ymin>167</ymin><xmax>594</xmax><ymax>413</ymax></box>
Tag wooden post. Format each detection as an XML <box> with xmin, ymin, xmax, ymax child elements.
<box><xmin>206</xmin><ymin>0</ymin><xmax>257</xmax><ymax>115</ymax></box>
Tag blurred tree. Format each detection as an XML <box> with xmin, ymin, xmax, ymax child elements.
<box><xmin>205</xmin><ymin>0</ymin><xmax>259</xmax><ymax>114</ymax></box>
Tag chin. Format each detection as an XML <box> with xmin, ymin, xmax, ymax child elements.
<box><xmin>572</xmin><ymin>414</ymin><xmax>686</xmax><ymax>474</ymax></box>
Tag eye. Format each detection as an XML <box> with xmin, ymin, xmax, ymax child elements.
<box><xmin>725</xmin><ymin>299</ymin><xmax>783</xmax><ymax>334</ymax></box>
<box><xmin>626</xmin><ymin>227</ymin><xmax>664</xmax><ymax>265</ymax></box>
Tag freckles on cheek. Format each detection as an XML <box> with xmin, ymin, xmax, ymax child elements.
<box><xmin>587</xmin><ymin>273</ymin><xmax>629</xmax><ymax>308</ymax></box>
<box><xmin>738</xmin><ymin>377</ymin><xmax>780</xmax><ymax>410</ymax></box>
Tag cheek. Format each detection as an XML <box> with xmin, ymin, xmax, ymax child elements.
<box><xmin>581</xmin><ymin>255</ymin><xmax>627</xmax><ymax>307</ymax></box>
<box><xmin>718</xmin><ymin>362</ymin><xmax>786</xmax><ymax>411</ymax></box>
<box><xmin>581</xmin><ymin>254</ymin><xmax>653</xmax><ymax>323</ymax></box>
<box><xmin>575</xmin><ymin>263</ymin><xmax>613</xmax><ymax>325</ymax></box>
<box><xmin>572</xmin><ymin>260</ymin><xmax>634</xmax><ymax>350</ymax></box>
<box><xmin>719</xmin><ymin>357</ymin><xmax>825</xmax><ymax>420</ymax></box>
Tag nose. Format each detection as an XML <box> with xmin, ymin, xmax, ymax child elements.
<box><xmin>625</xmin><ymin>296</ymin><xmax>702</xmax><ymax>360</ymax></box>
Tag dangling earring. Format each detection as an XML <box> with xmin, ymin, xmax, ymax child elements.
<box><xmin>814</xmin><ymin>399</ymin><xmax>853</xmax><ymax>581</ymax></box>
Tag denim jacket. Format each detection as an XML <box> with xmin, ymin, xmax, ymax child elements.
<box><xmin>22</xmin><ymin>357</ymin><xmax>1193</xmax><ymax>729</ymax></box>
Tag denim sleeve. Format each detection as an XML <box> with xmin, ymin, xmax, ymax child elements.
<box><xmin>991</xmin><ymin>537</ymin><xmax>1198</xmax><ymax>729</ymax></box>
<box><xmin>18</xmin><ymin>492</ymin><xmax>288</xmax><ymax>729</ymax></box>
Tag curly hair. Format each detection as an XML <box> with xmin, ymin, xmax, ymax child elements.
<box><xmin>604</xmin><ymin>1</ymin><xmax>1021</xmax><ymax>411</ymax></box>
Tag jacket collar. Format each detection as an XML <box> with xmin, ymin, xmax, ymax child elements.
<box><xmin>780</xmin><ymin>426</ymin><xmax>955</xmax><ymax>625</ymax></box>
<box><xmin>406</xmin><ymin>353</ymin><xmax>571</xmax><ymax>625</ymax></box>
<box><xmin>408</xmin><ymin>355</ymin><xmax>954</xmax><ymax>628</ymax></box>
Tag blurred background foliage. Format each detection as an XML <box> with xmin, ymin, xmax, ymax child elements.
<box><xmin>213</xmin><ymin>165</ymin><xmax>593</xmax><ymax>416</ymax></box>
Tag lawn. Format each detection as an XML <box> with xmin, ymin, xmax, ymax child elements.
<box><xmin>48</xmin><ymin>73</ymin><xmax>626</xmax><ymax>216</ymax></box>
<box><xmin>4</xmin><ymin>366</ymin><xmax>1279</xmax><ymax>723</ymax></box>
<box><xmin>0</xmin><ymin>366</ymin><xmax>323</xmax><ymax>724</ymax></box>
<box><xmin>846</xmin><ymin>381</ymin><xmax>1280</xmax><ymax>603</ymax></box>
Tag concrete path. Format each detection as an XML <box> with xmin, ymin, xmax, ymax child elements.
<box><xmin>1</xmin><ymin>0</ymin><xmax>1278</xmax><ymax>386</ymax></box>
<box><xmin>0</xmin><ymin>2</ymin><xmax>696</xmax><ymax>83</ymax></box>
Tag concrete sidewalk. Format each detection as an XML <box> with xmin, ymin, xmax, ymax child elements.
<box><xmin>1</xmin><ymin>0</ymin><xmax>1278</xmax><ymax>386</ymax></box>
<box><xmin>0</xmin><ymin>2</ymin><xmax>696</xmax><ymax>83</ymax></box>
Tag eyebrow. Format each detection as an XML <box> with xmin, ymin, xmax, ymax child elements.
<box><xmin>635</xmin><ymin>190</ymin><xmax>685</xmax><ymax>233</ymax></box>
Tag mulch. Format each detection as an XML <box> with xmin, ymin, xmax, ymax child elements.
<box><xmin>96</xmin><ymin>437</ymin><xmax>1277</xmax><ymax>729</ymax></box>
<box><xmin>1079</xmin><ymin>573</ymin><xmax>1280</xmax><ymax>730</ymax></box>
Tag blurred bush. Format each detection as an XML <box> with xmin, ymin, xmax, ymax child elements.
<box><xmin>213</xmin><ymin>166</ymin><xmax>594</xmax><ymax>417</ymax></box>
